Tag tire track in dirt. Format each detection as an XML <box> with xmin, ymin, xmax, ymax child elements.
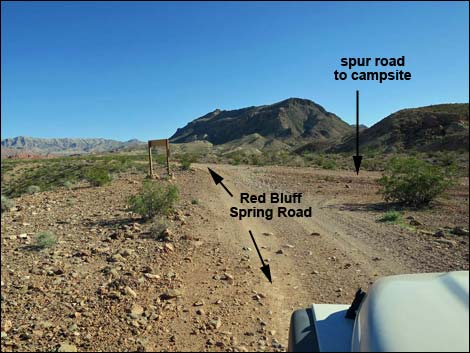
<box><xmin>175</xmin><ymin>163</ymin><xmax>466</xmax><ymax>351</ymax></box>
<box><xmin>177</xmin><ymin>164</ymin><xmax>406</xmax><ymax>350</ymax></box>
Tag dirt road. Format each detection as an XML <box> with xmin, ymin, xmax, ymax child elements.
<box><xmin>1</xmin><ymin>163</ymin><xmax>468</xmax><ymax>352</ymax></box>
<box><xmin>171</xmin><ymin>163</ymin><xmax>468</xmax><ymax>351</ymax></box>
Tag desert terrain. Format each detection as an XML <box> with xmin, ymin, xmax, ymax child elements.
<box><xmin>1</xmin><ymin>161</ymin><xmax>468</xmax><ymax>352</ymax></box>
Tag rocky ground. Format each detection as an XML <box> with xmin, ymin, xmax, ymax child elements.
<box><xmin>1</xmin><ymin>163</ymin><xmax>469</xmax><ymax>352</ymax></box>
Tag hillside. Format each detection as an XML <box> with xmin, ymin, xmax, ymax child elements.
<box><xmin>170</xmin><ymin>98</ymin><xmax>353</xmax><ymax>148</ymax></box>
<box><xmin>330</xmin><ymin>103</ymin><xmax>469</xmax><ymax>153</ymax></box>
<box><xmin>1</xmin><ymin>136</ymin><xmax>144</xmax><ymax>157</ymax></box>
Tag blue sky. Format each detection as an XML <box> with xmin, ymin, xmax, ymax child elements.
<box><xmin>1</xmin><ymin>1</ymin><xmax>469</xmax><ymax>141</ymax></box>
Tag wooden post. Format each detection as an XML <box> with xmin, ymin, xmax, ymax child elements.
<box><xmin>148</xmin><ymin>142</ymin><xmax>153</xmax><ymax>178</ymax></box>
<box><xmin>147</xmin><ymin>139</ymin><xmax>170</xmax><ymax>178</ymax></box>
<box><xmin>165</xmin><ymin>139</ymin><xmax>170</xmax><ymax>175</ymax></box>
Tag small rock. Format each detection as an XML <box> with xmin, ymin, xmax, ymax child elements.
<box><xmin>129</xmin><ymin>304</ymin><xmax>144</xmax><ymax>319</ymax></box>
<box><xmin>109</xmin><ymin>268</ymin><xmax>120</xmax><ymax>278</ymax></box>
<box><xmin>108</xmin><ymin>291</ymin><xmax>121</xmax><ymax>300</ymax></box>
<box><xmin>275</xmin><ymin>249</ymin><xmax>284</xmax><ymax>255</ymax></box>
<box><xmin>141</xmin><ymin>266</ymin><xmax>153</xmax><ymax>273</ymax></box>
<box><xmin>451</xmin><ymin>227</ymin><xmax>469</xmax><ymax>236</ymax></box>
<box><xmin>121</xmin><ymin>248</ymin><xmax>134</xmax><ymax>257</ymax></box>
<box><xmin>419</xmin><ymin>230</ymin><xmax>435</xmax><ymax>235</ymax></box>
<box><xmin>310</xmin><ymin>232</ymin><xmax>321</xmax><ymax>236</ymax></box>
<box><xmin>206</xmin><ymin>338</ymin><xmax>215</xmax><ymax>346</ymax></box>
<box><xmin>434</xmin><ymin>230</ymin><xmax>446</xmax><ymax>238</ymax></box>
<box><xmin>193</xmin><ymin>300</ymin><xmax>204</xmax><ymax>307</ymax></box>
<box><xmin>58</xmin><ymin>342</ymin><xmax>78</xmax><ymax>352</ymax></box>
<box><xmin>196</xmin><ymin>309</ymin><xmax>205</xmax><ymax>315</ymax></box>
<box><xmin>125</xmin><ymin>286</ymin><xmax>137</xmax><ymax>298</ymax></box>
<box><xmin>221</xmin><ymin>273</ymin><xmax>234</xmax><ymax>284</ymax></box>
<box><xmin>262</xmin><ymin>232</ymin><xmax>273</xmax><ymax>236</ymax></box>
<box><xmin>434</xmin><ymin>239</ymin><xmax>456</xmax><ymax>247</ymax></box>
<box><xmin>160</xmin><ymin>289</ymin><xmax>182</xmax><ymax>300</ymax></box>
<box><xmin>144</xmin><ymin>273</ymin><xmax>160</xmax><ymax>280</ymax></box>
<box><xmin>110</xmin><ymin>254</ymin><xmax>126</xmax><ymax>263</ymax></box>
<box><xmin>209</xmin><ymin>318</ymin><xmax>222</xmax><ymax>330</ymax></box>
<box><xmin>2</xmin><ymin>320</ymin><xmax>12</xmax><ymax>333</ymax></box>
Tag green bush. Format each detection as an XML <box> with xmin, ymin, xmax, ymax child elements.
<box><xmin>180</xmin><ymin>154</ymin><xmax>196</xmax><ymax>170</ymax></box>
<box><xmin>129</xmin><ymin>181</ymin><xmax>179</xmax><ymax>220</ymax></box>
<box><xmin>1</xmin><ymin>195</ymin><xmax>15</xmax><ymax>213</ymax></box>
<box><xmin>34</xmin><ymin>231</ymin><xmax>57</xmax><ymax>249</ymax></box>
<box><xmin>321</xmin><ymin>159</ymin><xmax>337</xmax><ymax>170</ymax></box>
<box><xmin>378</xmin><ymin>211</ymin><xmax>402</xmax><ymax>223</ymax></box>
<box><xmin>27</xmin><ymin>185</ymin><xmax>41</xmax><ymax>194</ymax></box>
<box><xmin>378</xmin><ymin>157</ymin><xmax>456</xmax><ymax>207</ymax></box>
<box><xmin>63</xmin><ymin>180</ymin><xmax>74</xmax><ymax>190</ymax></box>
<box><xmin>85</xmin><ymin>167</ymin><xmax>112</xmax><ymax>186</ymax></box>
<box><xmin>2</xmin><ymin>154</ymin><xmax>151</xmax><ymax>197</ymax></box>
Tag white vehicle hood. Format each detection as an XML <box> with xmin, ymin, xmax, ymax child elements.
<box><xmin>352</xmin><ymin>271</ymin><xmax>469</xmax><ymax>352</ymax></box>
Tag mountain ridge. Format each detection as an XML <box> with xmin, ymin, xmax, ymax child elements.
<box><xmin>170</xmin><ymin>97</ymin><xmax>353</xmax><ymax>146</ymax></box>
<box><xmin>331</xmin><ymin>103</ymin><xmax>469</xmax><ymax>153</ymax></box>
<box><xmin>1</xmin><ymin>136</ymin><xmax>145</xmax><ymax>157</ymax></box>
<box><xmin>3</xmin><ymin>100</ymin><xmax>468</xmax><ymax>158</ymax></box>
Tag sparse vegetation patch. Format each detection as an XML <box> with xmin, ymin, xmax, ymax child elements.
<box><xmin>378</xmin><ymin>157</ymin><xmax>456</xmax><ymax>207</ymax></box>
<box><xmin>129</xmin><ymin>181</ymin><xmax>179</xmax><ymax>221</ymax></box>
<box><xmin>1</xmin><ymin>195</ymin><xmax>15</xmax><ymax>213</ymax></box>
<box><xmin>34</xmin><ymin>231</ymin><xmax>57</xmax><ymax>250</ymax></box>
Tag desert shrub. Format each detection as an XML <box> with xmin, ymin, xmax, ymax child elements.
<box><xmin>149</xmin><ymin>219</ymin><xmax>170</xmax><ymax>241</ymax></box>
<box><xmin>85</xmin><ymin>167</ymin><xmax>112</xmax><ymax>186</ymax></box>
<box><xmin>226</xmin><ymin>151</ymin><xmax>243</xmax><ymax>165</ymax></box>
<box><xmin>129</xmin><ymin>181</ymin><xmax>179</xmax><ymax>220</ymax></box>
<box><xmin>362</xmin><ymin>157</ymin><xmax>386</xmax><ymax>171</ymax></box>
<box><xmin>302</xmin><ymin>152</ymin><xmax>315</xmax><ymax>162</ymax></box>
<box><xmin>180</xmin><ymin>154</ymin><xmax>196</xmax><ymax>170</ymax></box>
<box><xmin>27</xmin><ymin>185</ymin><xmax>41</xmax><ymax>194</ymax></box>
<box><xmin>378</xmin><ymin>211</ymin><xmax>402</xmax><ymax>223</ymax></box>
<box><xmin>321</xmin><ymin>159</ymin><xmax>337</xmax><ymax>170</ymax></box>
<box><xmin>63</xmin><ymin>180</ymin><xmax>74</xmax><ymax>190</ymax></box>
<box><xmin>2</xmin><ymin>154</ymin><xmax>151</xmax><ymax>197</ymax></box>
<box><xmin>1</xmin><ymin>195</ymin><xmax>15</xmax><ymax>213</ymax></box>
<box><xmin>378</xmin><ymin>157</ymin><xmax>456</xmax><ymax>207</ymax></box>
<box><xmin>191</xmin><ymin>199</ymin><xmax>199</xmax><ymax>205</ymax></box>
<box><xmin>313</xmin><ymin>155</ymin><xmax>337</xmax><ymax>170</ymax></box>
<box><xmin>34</xmin><ymin>231</ymin><xmax>57</xmax><ymax>249</ymax></box>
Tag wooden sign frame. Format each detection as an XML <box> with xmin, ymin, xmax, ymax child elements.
<box><xmin>148</xmin><ymin>139</ymin><xmax>170</xmax><ymax>177</ymax></box>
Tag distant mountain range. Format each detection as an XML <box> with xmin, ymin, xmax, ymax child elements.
<box><xmin>2</xmin><ymin>99</ymin><xmax>468</xmax><ymax>158</ymax></box>
<box><xmin>1</xmin><ymin>137</ymin><xmax>144</xmax><ymax>158</ymax></box>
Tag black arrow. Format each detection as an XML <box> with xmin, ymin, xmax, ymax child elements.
<box><xmin>249</xmin><ymin>230</ymin><xmax>272</xmax><ymax>283</ymax></box>
<box><xmin>208</xmin><ymin>167</ymin><xmax>233</xmax><ymax>197</ymax></box>
<box><xmin>353</xmin><ymin>90</ymin><xmax>363</xmax><ymax>175</ymax></box>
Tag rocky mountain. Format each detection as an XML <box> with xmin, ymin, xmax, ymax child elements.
<box><xmin>332</xmin><ymin>103</ymin><xmax>469</xmax><ymax>153</ymax></box>
<box><xmin>1</xmin><ymin>136</ymin><xmax>144</xmax><ymax>157</ymax></box>
<box><xmin>170</xmin><ymin>98</ymin><xmax>353</xmax><ymax>148</ymax></box>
